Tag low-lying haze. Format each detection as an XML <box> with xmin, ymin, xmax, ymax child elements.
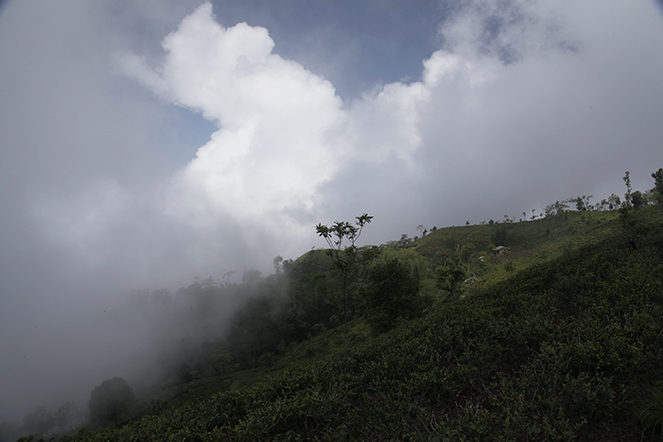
<box><xmin>1</xmin><ymin>0</ymin><xmax>662</xmax><ymax>424</ymax></box>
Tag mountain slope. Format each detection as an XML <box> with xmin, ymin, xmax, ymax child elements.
<box><xmin>62</xmin><ymin>205</ymin><xmax>663</xmax><ymax>441</ymax></box>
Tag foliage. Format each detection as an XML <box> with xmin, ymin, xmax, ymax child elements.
<box><xmin>632</xmin><ymin>190</ymin><xmax>645</xmax><ymax>209</ymax></box>
<box><xmin>51</xmin><ymin>169</ymin><xmax>663</xmax><ymax>442</ymax></box>
<box><xmin>360</xmin><ymin>258</ymin><xmax>427</xmax><ymax>334</ymax></box>
<box><xmin>637</xmin><ymin>383</ymin><xmax>663</xmax><ymax>440</ymax></box>
<box><xmin>573</xmin><ymin>194</ymin><xmax>593</xmax><ymax>211</ymax></box>
<box><xmin>436</xmin><ymin>254</ymin><xmax>467</xmax><ymax>299</ymax></box>
<box><xmin>54</xmin><ymin>401</ymin><xmax>80</xmax><ymax>431</ymax></box>
<box><xmin>59</xmin><ymin>204</ymin><xmax>663</xmax><ymax>442</ymax></box>
<box><xmin>315</xmin><ymin>214</ymin><xmax>379</xmax><ymax>353</ymax></box>
<box><xmin>653</xmin><ymin>168</ymin><xmax>663</xmax><ymax>203</ymax></box>
<box><xmin>491</xmin><ymin>224</ymin><xmax>508</xmax><ymax>246</ymax></box>
<box><xmin>88</xmin><ymin>377</ymin><xmax>135</xmax><ymax>427</ymax></box>
<box><xmin>545</xmin><ymin>200</ymin><xmax>569</xmax><ymax>237</ymax></box>
<box><xmin>22</xmin><ymin>406</ymin><xmax>54</xmax><ymax>437</ymax></box>
<box><xmin>241</xmin><ymin>269</ymin><xmax>262</xmax><ymax>284</ymax></box>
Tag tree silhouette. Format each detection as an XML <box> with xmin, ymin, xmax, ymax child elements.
<box><xmin>436</xmin><ymin>255</ymin><xmax>467</xmax><ymax>300</ymax></box>
<box><xmin>22</xmin><ymin>405</ymin><xmax>54</xmax><ymax>436</ymax></box>
<box><xmin>652</xmin><ymin>168</ymin><xmax>663</xmax><ymax>202</ymax></box>
<box><xmin>88</xmin><ymin>377</ymin><xmax>134</xmax><ymax>427</ymax></box>
<box><xmin>361</xmin><ymin>259</ymin><xmax>423</xmax><ymax>333</ymax></box>
<box><xmin>316</xmin><ymin>214</ymin><xmax>379</xmax><ymax>354</ymax></box>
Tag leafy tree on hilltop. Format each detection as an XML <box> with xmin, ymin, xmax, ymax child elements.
<box><xmin>273</xmin><ymin>255</ymin><xmax>283</xmax><ymax>274</ymax></box>
<box><xmin>316</xmin><ymin>214</ymin><xmax>379</xmax><ymax>354</ymax></box>
<box><xmin>88</xmin><ymin>377</ymin><xmax>134</xmax><ymax>427</ymax></box>
<box><xmin>545</xmin><ymin>200</ymin><xmax>569</xmax><ymax>237</ymax></box>
<box><xmin>631</xmin><ymin>190</ymin><xmax>645</xmax><ymax>210</ymax></box>
<box><xmin>606</xmin><ymin>193</ymin><xmax>621</xmax><ymax>210</ymax></box>
<box><xmin>652</xmin><ymin>168</ymin><xmax>663</xmax><ymax>203</ymax></box>
<box><xmin>573</xmin><ymin>195</ymin><xmax>593</xmax><ymax>211</ymax></box>
<box><xmin>622</xmin><ymin>171</ymin><xmax>633</xmax><ymax>207</ymax></box>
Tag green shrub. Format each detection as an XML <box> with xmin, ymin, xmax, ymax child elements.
<box><xmin>637</xmin><ymin>383</ymin><xmax>663</xmax><ymax>440</ymax></box>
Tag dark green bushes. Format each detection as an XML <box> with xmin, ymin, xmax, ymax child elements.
<box><xmin>361</xmin><ymin>258</ymin><xmax>429</xmax><ymax>333</ymax></box>
<box><xmin>63</xmin><ymin>206</ymin><xmax>663</xmax><ymax>441</ymax></box>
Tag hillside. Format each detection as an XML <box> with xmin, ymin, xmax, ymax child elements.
<box><xmin>44</xmin><ymin>203</ymin><xmax>663</xmax><ymax>441</ymax></box>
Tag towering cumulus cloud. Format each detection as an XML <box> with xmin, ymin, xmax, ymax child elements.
<box><xmin>123</xmin><ymin>3</ymin><xmax>346</xmax><ymax>245</ymax></box>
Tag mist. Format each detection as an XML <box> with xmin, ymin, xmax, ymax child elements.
<box><xmin>1</xmin><ymin>0</ymin><xmax>663</xmax><ymax>428</ymax></box>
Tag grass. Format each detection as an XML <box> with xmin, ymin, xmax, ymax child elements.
<box><xmin>637</xmin><ymin>383</ymin><xmax>663</xmax><ymax>440</ymax></box>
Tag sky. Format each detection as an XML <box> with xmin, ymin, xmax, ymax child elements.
<box><xmin>1</xmin><ymin>0</ymin><xmax>663</xmax><ymax>423</ymax></box>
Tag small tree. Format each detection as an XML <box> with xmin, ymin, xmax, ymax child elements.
<box><xmin>652</xmin><ymin>168</ymin><xmax>663</xmax><ymax>203</ymax></box>
<box><xmin>607</xmin><ymin>193</ymin><xmax>621</xmax><ymax>210</ymax></box>
<box><xmin>544</xmin><ymin>200</ymin><xmax>569</xmax><ymax>237</ymax></box>
<box><xmin>632</xmin><ymin>190</ymin><xmax>645</xmax><ymax>210</ymax></box>
<box><xmin>573</xmin><ymin>195</ymin><xmax>593</xmax><ymax>211</ymax></box>
<box><xmin>316</xmin><ymin>214</ymin><xmax>378</xmax><ymax>354</ymax></box>
<box><xmin>273</xmin><ymin>255</ymin><xmax>283</xmax><ymax>274</ymax></box>
<box><xmin>623</xmin><ymin>171</ymin><xmax>633</xmax><ymax>207</ymax></box>
<box><xmin>22</xmin><ymin>406</ymin><xmax>54</xmax><ymax>436</ymax></box>
<box><xmin>53</xmin><ymin>401</ymin><xmax>80</xmax><ymax>432</ymax></box>
<box><xmin>241</xmin><ymin>269</ymin><xmax>262</xmax><ymax>284</ymax></box>
<box><xmin>222</xmin><ymin>270</ymin><xmax>237</xmax><ymax>286</ymax></box>
<box><xmin>436</xmin><ymin>255</ymin><xmax>467</xmax><ymax>300</ymax></box>
<box><xmin>491</xmin><ymin>225</ymin><xmax>507</xmax><ymax>247</ymax></box>
<box><xmin>361</xmin><ymin>259</ymin><xmax>423</xmax><ymax>334</ymax></box>
<box><xmin>88</xmin><ymin>377</ymin><xmax>135</xmax><ymax>427</ymax></box>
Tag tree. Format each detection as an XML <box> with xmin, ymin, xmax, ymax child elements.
<box><xmin>54</xmin><ymin>401</ymin><xmax>80</xmax><ymax>432</ymax></box>
<box><xmin>652</xmin><ymin>168</ymin><xmax>663</xmax><ymax>202</ymax></box>
<box><xmin>436</xmin><ymin>255</ymin><xmax>467</xmax><ymax>300</ymax></box>
<box><xmin>607</xmin><ymin>193</ymin><xmax>621</xmax><ymax>210</ymax></box>
<box><xmin>316</xmin><ymin>214</ymin><xmax>379</xmax><ymax>354</ymax></box>
<box><xmin>573</xmin><ymin>195</ymin><xmax>593</xmax><ymax>211</ymax></box>
<box><xmin>631</xmin><ymin>190</ymin><xmax>645</xmax><ymax>210</ymax></box>
<box><xmin>242</xmin><ymin>269</ymin><xmax>262</xmax><ymax>284</ymax></box>
<box><xmin>398</xmin><ymin>233</ymin><xmax>411</xmax><ymax>247</ymax></box>
<box><xmin>361</xmin><ymin>259</ymin><xmax>423</xmax><ymax>334</ymax></box>
<box><xmin>222</xmin><ymin>270</ymin><xmax>237</xmax><ymax>286</ymax></box>
<box><xmin>22</xmin><ymin>406</ymin><xmax>54</xmax><ymax>436</ymax></box>
<box><xmin>88</xmin><ymin>377</ymin><xmax>135</xmax><ymax>427</ymax></box>
<box><xmin>273</xmin><ymin>255</ymin><xmax>283</xmax><ymax>274</ymax></box>
<box><xmin>622</xmin><ymin>171</ymin><xmax>633</xmax><ymax>207</ymax></box>
<box><xmin>491</xmin><ymin>225</ymin><xmax>507</xmax><ymax>246</ymax></box>
<box><xmin>544</xmin><ymin>200</ymin><xmax>569</xmax><ymax>237</ymax></box>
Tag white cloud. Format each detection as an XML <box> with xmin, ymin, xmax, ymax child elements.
<box><xmin>439</xmin><ymin>0</ymin><xmax>579</xmax><ymax>63</ymax></box>
<box><xmin>34</xmin><ymin>0</ymin><xmax>663</xmax><ymax>273</ymax></box>
<box><xmin>320</xmin><ymin>0</ymin><xmax>663</xmax><ymax>234</ymax></box>
<box><xmin>122</xmin><ymin>2</ymin><xmax>347</xmax><ymax>253</ymax></box>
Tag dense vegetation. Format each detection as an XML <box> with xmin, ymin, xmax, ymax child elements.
<box><xmin>11</xmin><ymin>170</ymin><xmax>663</xmax><ymax>441</ymax></box>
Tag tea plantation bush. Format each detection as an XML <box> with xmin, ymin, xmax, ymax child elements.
<box><xmin>63</xmin><ymin>208</ymin><xmax>663</xmax><ymax>441</ymax></box>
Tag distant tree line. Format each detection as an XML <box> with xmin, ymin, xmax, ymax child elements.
<box><xmin>5</xmin><ymin>401</ymin><xmax>82</xmax><ymax>440</ymax></box>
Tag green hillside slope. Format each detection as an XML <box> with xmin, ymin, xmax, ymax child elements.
<box><xmin>58</xmin><ymin>205</ymin><xmax>663</xmax><ymax>441</ymax></box>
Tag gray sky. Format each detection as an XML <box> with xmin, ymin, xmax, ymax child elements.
<box><xmin>1</xmin><ymin>0</ymin><xmax>662</xmax><ymax>422</ymax></box>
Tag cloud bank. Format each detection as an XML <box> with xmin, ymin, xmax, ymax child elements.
<box><xmin>31</xmin><ymin>0</ymin><xmax>663</xmax><ymax>284</ymax></box>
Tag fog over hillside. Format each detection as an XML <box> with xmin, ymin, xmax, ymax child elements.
<box><xmin>1</xmin><ymin>0</ymin><xmax>662</xmax><ymax>423</ymax></box>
